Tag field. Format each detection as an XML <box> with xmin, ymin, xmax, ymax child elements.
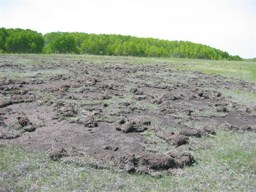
<box><xmin>0</xmin><ymin>54</ymin><xmax>256</xmax><ymax>191</ymax></box>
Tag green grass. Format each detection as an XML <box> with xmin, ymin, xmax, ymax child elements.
<box><xmin>173</xmin><ymin>59</ymin><xmax>256</xmax><ymax>82</ymax></box>
<box><xmin>142</xmin><ymin>130</ymin><xmax>172</xmax><ymax>153</ymax></box>
<box><xmin>1</xmin><ymin>130</ymin><xmax>255</xmax><ymax>191</ymax></box>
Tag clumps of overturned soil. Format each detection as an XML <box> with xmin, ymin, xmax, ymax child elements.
<box><xmin>179</xmin><ymin>127</ymin><xmax>216</xmax><ymax>138</ymax></box>
<box><xmin>0</xmin><ymin>55</ymin><xmax>256</xmax><ymax>176</ymax></box>
<box><xmin>115</xmin><ymin>116</ymin><xmax>151</xmax><ymax>133</ymax></box>
<box><xmin>157</xmin><ymin>131</ymin><xmax>189</xmax><ymax>147</ymax></box>
<box><xmin>49</xmin><ymin>147</ymin><xmax>69</xmax><ymax>161</ymax></box>
<box><xmin>58</xmin><ymin>103</ymin><xmax>78</xmax><ymax>117</ymax></box>
<box><xmin>116</xmin><ymin>151</ymin><xmax>194</xmax><ymax>176</ymax></box>
<box><xmin>83</xmin><ymin>115</ymin><xmax>98</xmax><ymax>128</ymax></box>
<box><xmin>0</xmin><ymin>111</ymin><xmax>37</xmax><ymax>139</ymax></box>
<box><xmin>49</xmin><ymin>146</ymin><xmax>85</xmax><ymax>161</ymax></box>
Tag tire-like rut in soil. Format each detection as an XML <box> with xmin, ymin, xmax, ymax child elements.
<box><xmin>0</xmin><ymin>55</ymin><xmax>255</xmax><ymax>175</ymax></box>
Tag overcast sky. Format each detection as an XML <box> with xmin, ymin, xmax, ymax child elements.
<box><xmin>0</xmin><ymin>0</ymin><xmax>255</xmax><ymax>58</ymax></box>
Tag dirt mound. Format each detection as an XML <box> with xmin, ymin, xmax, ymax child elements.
<box><xmin>115</xmin><ymin>116</ymin><xmax>151</xmax><ymax>133</ymax></box>
<box><xmin>157</xmin><ymin>131</ymin><xmax>189</xmax><ymax>146</ymax></box>
<box><xmin>179</xmin><ymin>127</ymin><xmax>216</xmax><ymax>137</ymax></box>
<box><xmin>49</xmin><ymin>147</ymin><xmax>69</xmax><ymax>161</ymax></box>
<box><xmin>116</xmin><ymin>151</ymin><xmax>195</xmax><ymax>175</ymax></box>
<box><xmin>0</xmin><ymin>111</ymin><xmax>37</xmax><ymax>139</ymax></box>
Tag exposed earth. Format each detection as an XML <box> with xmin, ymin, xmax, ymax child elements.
<box><xmin>0</xmin><ymin>55</ymin><xmax>255</xmax><ymax>176</ymax></box>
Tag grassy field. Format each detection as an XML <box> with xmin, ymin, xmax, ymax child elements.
<box><xmin>0</xmin><ymin>55</ymin><xmax>256</xmax><ymax>192</ymax></box>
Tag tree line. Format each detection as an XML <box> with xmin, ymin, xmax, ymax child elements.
<box><xmin>0</xmin><ymin>28</ymin><xmax>242</xmax><ymax>60</ymax></box>
<box><xmin>0</xmin><ymin>28</ymin><xmax>44</xmax><ymax>53</ymax></box>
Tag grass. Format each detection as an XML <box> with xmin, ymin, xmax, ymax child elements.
<box><xmin>142</xmin><ymin>129</ymin><xmax>172</xmax><ymax>153</ymax></box>
<box><xmin>0</xmin><ymin>68</ymin><xmax>69</xmax><ymax>81</ymax></box>
<box><xmin>193</xmin><ymin>108</ymin><xmax>227</xmax><ymax>117</ymax></box>
<box><xmin>221</xmin><ymin>89</ymin><xmax>256</xmax><ymax>107</ymax></box>
<box><xmin>173</xmin><ymin>59</ymin><xmax>256</xmax><ymax>82</ymax></box>
<box><xmin>1</xmin><ymin>130</ymin><xmax>255</xmax><ymax>191</ymax></box>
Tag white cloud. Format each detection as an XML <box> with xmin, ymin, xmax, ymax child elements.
<box><xmin>1</xmin><ymin>0</ymin><xmax>255</xmax><ymax>58</ymax></box>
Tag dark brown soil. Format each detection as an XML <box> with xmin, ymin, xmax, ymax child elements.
<box><xmin>0</xmin><ymin>55</ymin><xmax>255</xmax><ymax>175</ymax></box>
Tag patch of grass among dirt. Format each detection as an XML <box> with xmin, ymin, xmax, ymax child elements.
<box><xmin>0</xmin><ymin>68</ymin><xmax>69</xmax><ymax>81</ymax></box>
<box><xmin>142</xmin><ymin>130</ymin><xmax>172</xmax><ymax>153</ymax></box>
<box><xmin>1</xmin><ymin>130</ymin><xmax>255</xmax><ymax>191</ymax></box>
<box><xmin>221</xmin><ymin>89</ymin><xmax>256</xmax><ymax>107</ymax></box>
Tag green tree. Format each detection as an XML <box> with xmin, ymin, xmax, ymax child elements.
<box><xmin>4</xmin><ymin>28</ymin><xmax>44</xmax><ymax>53</ymax></box>
<box><xmin>44</xmin><ymin>33</ymin><xmax>78</xmax><ymax>53</ymax></box>
<box><xmin>41</xmin><ymin>30</ymin><xmax>241</xmax><ymax>60</ymax></box>
<box><xmin>0</xmin><ymin>28</ymin><xmax>8</xmax><ymax>53</ymax></box>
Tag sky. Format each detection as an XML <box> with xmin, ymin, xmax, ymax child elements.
<box><xmin>0</xmin><ymin>0</ymin><xmax>255</xmax><ymax>58</ymax></box>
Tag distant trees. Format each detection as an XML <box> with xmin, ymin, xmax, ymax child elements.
<box><xmin>0</xmin><ymin>28</ymin><xmax>44</xmax><ymax>53</ymax></box>
<box><xmin>0</xmin><ymin>27</ymin><xmax>242</xmax><ymax>61</ymax></box>
<box><xmin>44</xmin><ymin>33</ymin><xmax>78</xmax><ymax>53</ymax></box>
<box><xmin>0</xmin><ymin>28</ymin><xmax>8</xmax><ymax>53</ymax></box>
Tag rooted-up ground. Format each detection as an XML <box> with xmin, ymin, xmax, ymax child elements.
<box><xmin>0</xmin><ymin>55</ymin><xmax>256</xmax><ymax>178</ymax></box>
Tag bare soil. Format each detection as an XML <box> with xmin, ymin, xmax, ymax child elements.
<box><xmin>0</xmin><ymin>55</ymin><xmax>255</xmax><ymax>175</ymax></box>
